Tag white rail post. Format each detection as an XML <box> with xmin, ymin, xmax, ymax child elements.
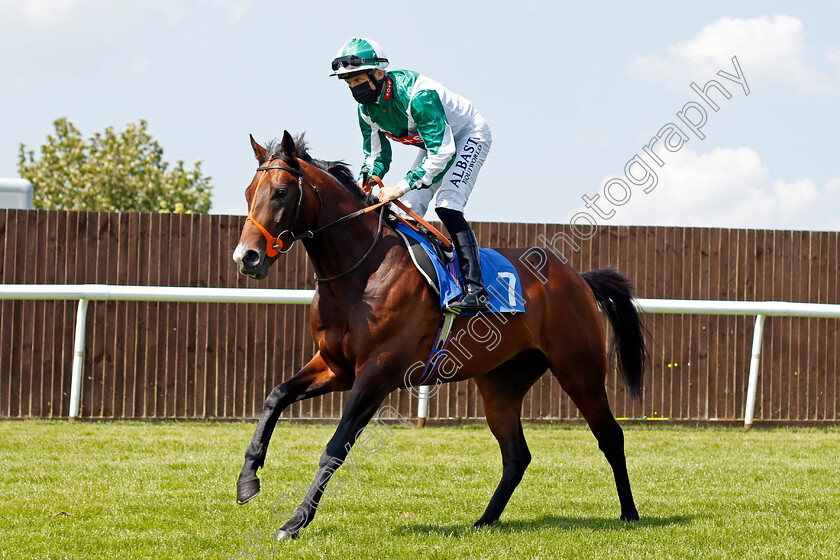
<box><xmin>68</xmin><ymin>298</ymin><xmax>89</xmax><ymax>421</ymax></box>
<box><xmin>417</xmin><ymin>385</ymin><xmax>429</xmax><ymax>427</ymax></box>
<box><xmin>744</xmin><ymin>313</ymin><xmax>766</xmax><ymax>429</ymax></box>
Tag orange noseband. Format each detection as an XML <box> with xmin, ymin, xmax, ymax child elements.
<box><xmin>245</xmin><ymin>158</ymin><xmax>309</xmax><ymax>257</ymax></box>
<box><xmin>246</xmin><ymin>167</ymin><xmax>282</xmax><ymax>257</ymax></box>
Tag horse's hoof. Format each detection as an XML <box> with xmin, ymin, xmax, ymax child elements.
<box><xmin>236</xmin><ymin>477</ymin><xmax>260</xmax><ymax>505</ymax></box>
<box><xmin>473</xmin><ymin>517</ymin><xmax>497</xmax><ymax>528</ymax></box>
<box><xmin>274</xmin><ymin>529</ymin><xmax>299</xmax><ymax>541</ymax></box>
<box><xmin>620</xmin><ymin>510</ymin><xmax>640</xmax><ymax>522</ymax></box>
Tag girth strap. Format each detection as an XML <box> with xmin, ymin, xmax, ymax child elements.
<box><xmin>414</xmin><ymin>311</ymin><xmax>458</xmax><ymax>386</ymax></box>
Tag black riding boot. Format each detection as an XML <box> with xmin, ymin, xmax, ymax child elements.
<box><xmin>447</xmin><ymin>230</ymin><xmax>491</xmax><ymax>313</ymax></box>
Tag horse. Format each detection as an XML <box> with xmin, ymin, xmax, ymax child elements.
<box><xmin>232</xmin><ymin>131</ymin><xmax>647</xmax><ymax>540</ymax></box>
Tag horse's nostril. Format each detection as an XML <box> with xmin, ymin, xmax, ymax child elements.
<box><xmin>242</xmin><ymin>249</ymin><xmax>261</xmax><ymax>268</ymax></box>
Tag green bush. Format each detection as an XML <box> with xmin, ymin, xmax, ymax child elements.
<box><xmin>18</xmin><ymin>118</ymin><xmax>212</xmax><ymax>213</ymax></box>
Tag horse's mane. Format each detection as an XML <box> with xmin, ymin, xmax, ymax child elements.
<box><xmin>263</xmin><ymin>133</ymin><xmax>366</xmax><ymax>201</ymax></box>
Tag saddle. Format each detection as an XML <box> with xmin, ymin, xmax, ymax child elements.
<box><xmin>390</xmin><ymin>215</ymin><xmax>527</xmax><ymax>389</ymax></box>
<box><xmin>391</xmin><ymin>218</ymin><xmax>526</xmax><ymax>315</ymax></box>
<box><xmin>392</xmin><ymin>217</ymin><xmax>458</xmax><ymax>298</ymax></box>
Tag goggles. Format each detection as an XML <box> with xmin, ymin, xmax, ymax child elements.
<box><xmin>331</xmin><ymin>55</ymin><xmax>388</xmax><ymax>71</ymax></box>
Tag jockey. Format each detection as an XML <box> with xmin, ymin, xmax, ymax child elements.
<box><xmin>331</xmin><ymin>37</ymin><xmax>493</xmax><ymax>313</ymax></box>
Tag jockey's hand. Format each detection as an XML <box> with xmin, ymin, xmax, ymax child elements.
<box><xmin>378</xmin><ymin>183</ymin><xmax>405</xmax><ymax>203</ymax></box>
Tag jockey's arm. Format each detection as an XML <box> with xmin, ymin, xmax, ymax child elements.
<box><xmin>358</xmin><ymin>108</ymin><xmax>392</xmax><ymax>185</ymax></box>
<box><xmin>399</xmin><ymin>89</ymin><xmax>456</xmax><ymax>193</ymax></box>
<box><xmin>377</xmin><ymin>91</ymin><xmax>456</xmax><ymax>203</ymax></box>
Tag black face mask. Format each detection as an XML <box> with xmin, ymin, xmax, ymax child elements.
<box><xmin>351</xmin><ymin>82</ymin><xmax>379</xmax><ymax>104</ymax></box>
<box><xmin>350</xmin><ymin>74</ymin><xmax>386</xmax><ymax>105</ymax></box>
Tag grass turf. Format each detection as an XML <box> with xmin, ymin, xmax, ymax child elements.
<box><xmin>1</xmin><ymin>421</ymin><xmax>838</xmax><ymax>559</ymax></box>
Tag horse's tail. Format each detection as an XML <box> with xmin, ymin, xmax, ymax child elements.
<box><xmin>582</xmin><ymin>268</ymin><xmax>647</xmax><ymax>399</ymax></box>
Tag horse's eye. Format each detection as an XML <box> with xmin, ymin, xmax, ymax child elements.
<box><xmin>274</xmin><ymin>188</ymin><xmax>287</xmax><ymax>199</ymax></box>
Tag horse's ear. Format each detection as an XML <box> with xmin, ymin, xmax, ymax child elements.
<box><xmin>280</xmin><ymin>130</ymin><xmax>297</xmax><ymax>160</ymax></box>
<box><xmin>250</xmin><ymin>134</ymin><xmax>266</xmax><ymax>163</ymax></box>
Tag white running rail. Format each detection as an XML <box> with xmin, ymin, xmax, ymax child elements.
<box><xmin>2</xmin><ymin>285</ymin><xmax>839</xmax><ymax>427</ymax></box>
<box><xmin>0</xmin><ymin>285</ymin><xmax>314</xmax><ymax>421</ymax></box>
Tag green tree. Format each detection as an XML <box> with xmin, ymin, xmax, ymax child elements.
<box><xmin>18</xmin><ymin>118</ymin><xmax>212</xmax><ymax>213</ymax></box>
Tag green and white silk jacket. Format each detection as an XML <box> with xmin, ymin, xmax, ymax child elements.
<box><xmin>357</xmin><ymin>69</ymin><xmax>487</xmax><ymax>191</ymax></box>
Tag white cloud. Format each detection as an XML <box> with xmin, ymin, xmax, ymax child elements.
<box><xmin>210</xmin><ymin>0</ymin><xmax>250</xmax><ymax>22</ymax></box>
<box><xmin>0</xmin><ymin>0</ymin><xmax>83</xmax><ymax>26</ymax></box>
<box><xmin>122</xmin><ymin>56</ymin><xmax>151</xmax><ymax>78</ymax></box>
<box><xmin>629</xmin><ymin>15</ymin><xmax>840</xmax><ymax>96</ymax></box>
<box><xmin>773</xmin><ymin>178</ymin><xmax>820</xmax><ymax>222</ymax></box>
<box><xmin>592</xmin><ymin>147</ymin><xmax>840</xmax><ymax>231</ymax></box>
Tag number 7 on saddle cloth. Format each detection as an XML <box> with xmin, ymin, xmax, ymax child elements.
<box><xmin>394</xmin><ymin>222</ymin><xmax>526</xmax><ymax>314</ymax></box>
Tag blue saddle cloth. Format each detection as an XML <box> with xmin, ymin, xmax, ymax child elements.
<box><xmin>395</xmin><ymin>223</ymin><xmax>526</xmax><ymax>314</ymax></box>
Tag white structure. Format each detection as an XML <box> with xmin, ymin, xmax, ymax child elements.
<box><xmin>0</xmin><ymin>178</ymin><xmax>34</xmax><ymax>209</ymax></box>
<box><xmin>2</xmin><ymin>285</ymin><xmax>840</xmax><ymax>427</ymax></box>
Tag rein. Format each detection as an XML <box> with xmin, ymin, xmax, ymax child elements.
<box><xmin>246</xmin><ymin>158</ymin><xmax>385</xmax><ymax>283</ymax></box>
<box><xmin>246</xmin><ymin>160</ymin><xmax>453</xmax><ymax>283</ymax></box>
<box><xmin>363</xmin><ymin>175</ymin><xmax>452</xmax><ymax>249</ymax></box>
<box><xmin>315</xmin><ymin>209</ymin><xmax>385</xmax><ymax>283</ymax></box>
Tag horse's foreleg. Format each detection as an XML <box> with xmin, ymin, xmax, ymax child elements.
<box><xmin>237</xmin><ymin>351</ymin><xmax>351</xmax><ymax>505</ymax></box>
<box><xmin>274</xmin><ymin>370</ymin><xmax>394</xmax><ymax>540</ymax></box>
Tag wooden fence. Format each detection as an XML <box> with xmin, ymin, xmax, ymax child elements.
<box><xmin>1</xmin><ymin>209</ymin><xmax>838</xmax><ymax>422</ymax></box>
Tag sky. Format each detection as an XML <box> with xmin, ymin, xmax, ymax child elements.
<box><xmin>2</xmin><ymin>1</ymin><xmax>840</xmax><ymax>231</ymax></box>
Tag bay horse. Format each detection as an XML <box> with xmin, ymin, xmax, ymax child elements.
<box><xmin>232</xmin><ymin>131</ymin><xmax>647</xmax><ymax>540</ymax></box>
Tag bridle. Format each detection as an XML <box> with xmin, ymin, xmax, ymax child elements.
<box><xmin>245</xmin><ymin>156</ymin><xmax>324</xmax><ymax>257</ymax></box>
<box><xmin>245</xmin><ymin>156</ymin><xmax>384</xmax><ymax>282</ymax></box>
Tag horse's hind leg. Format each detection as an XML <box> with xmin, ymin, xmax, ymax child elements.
<box><xmin>558</xmin><ymin>371</ymin><xmax>639</xmax><ymax>521</ymax></box>
<box><xmin>237</xmin><ymin>351</ymin><xmax>352</xmax><ymax>504</ymax></box>
<box><xmin>473</xmin><ymin>359</ymin><xmax>542</xmax><ymax>527</ymax></box>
